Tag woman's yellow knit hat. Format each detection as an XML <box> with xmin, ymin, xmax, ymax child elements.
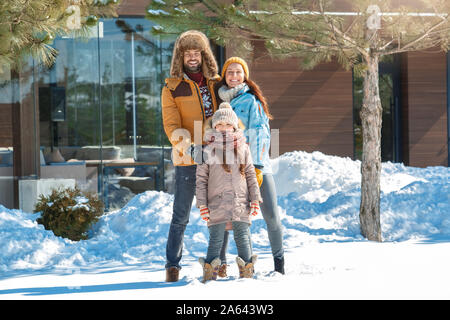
<box><xmin>221</xmin><ymin>57</ymin><xmax>249</xmax><ymax>79</ymax></box>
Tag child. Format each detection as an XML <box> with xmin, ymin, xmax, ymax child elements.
<box><xmin>196</xmin><ymin>102</ymin><xmax>262</xmax><ymax>283</ymax></box>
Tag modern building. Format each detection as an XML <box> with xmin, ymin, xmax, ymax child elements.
<box><xmin>250</xmin><ymin>43</ymin><xmax>449</xmax><ymax>168</ymax></box>
<box><xmin>0</xmin><ymin>1</ymin><xmax>176</xmax><ymax>211</ymax></box>
<box><xmin>0</xmin><ymin>0</ymin><xmax>448</xmax><ymax>212</ymax></box>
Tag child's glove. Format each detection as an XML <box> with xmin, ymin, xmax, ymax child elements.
<box><xmin>250</xmin><ymin>201</ymin><xmax>260</xmax><ymax>216</ymax></box>
<box><xmin>255</xmin><ymin>168</ymin><xmax>263</xmax><ymax>187</ymax></box>
<box><xmin>200</xmin><ymin>206</ymin><xmax>210</xmax><ymax>221</ymax></box>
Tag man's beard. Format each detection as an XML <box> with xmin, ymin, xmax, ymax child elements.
<box><xmin>184</xmin><ymin>61</ymin><xmax>202</xmax><ymax>73</ymax></box>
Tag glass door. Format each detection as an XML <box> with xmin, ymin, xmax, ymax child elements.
<box><xmin>36</xmin><ymin>18</ymin><xmax>175</xmax><ymax>211</ymax></box>
<box><xmin>98</xmin><ymin>18</ymin><xmax>173</xmax><ymax>210</ymax></box>
<box><xmin>37</xmin><ymin>25</ymin><xmax>101</xmax><ymax>197</ymax></box>
<box><xmin>353</xmin><ymin>55</ymin><xmax>402</xmax><ymax>163</ymax></box>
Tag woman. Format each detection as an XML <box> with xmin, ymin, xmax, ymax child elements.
<box><xmin>215</xmin><ymin>56</ymin><xmax>285</xmax><ymax>275</ymax></box>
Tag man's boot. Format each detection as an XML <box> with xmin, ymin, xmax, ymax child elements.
<box><xmin>236</xmin><ymin>255</ymin><xmax>257</xmax><ymax>278</ymax></box>
<box><xmin>166</xmin><ymin>266</ymin><xmax>180</xmax><ymax>282</ymax></box>
<box><xmin>199</xmin><ymin>257</ymin><xmax>220</xmax><ymax>283</ymax></box>
<box><xmin>274</xmin><ymin>256</ymin><xmax>285</xmax><ymax>275</ymax></box>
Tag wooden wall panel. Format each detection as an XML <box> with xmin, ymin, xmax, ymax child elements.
<box><xmin>404</xmin><ymin>50</ymin><xmax>448</xmax><ymax>167</ymax></box>
<box><xmin>0</xmin><ymin>103</ymin><xmax>13</xmax><ymax>147</ymax></box>
<box><xmin>117</xmin><ymin>0</ymin><xmax>150</xmax><ymax>16</ymax></box>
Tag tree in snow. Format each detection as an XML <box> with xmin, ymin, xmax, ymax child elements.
<box><xmin>0</xmin><ymin>0</ymin><xmax>120</xmax><ymax>71</ymax></box>
<box><xmin>146</xmin><ymin>0</ymin><xmax>450</xmax><ymax>241</ymax></box>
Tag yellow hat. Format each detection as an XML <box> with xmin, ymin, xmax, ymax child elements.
<box><xmin>221</xmin><ymin>57</ymin><xmax>249</xmax><ymax>79</ymax></box>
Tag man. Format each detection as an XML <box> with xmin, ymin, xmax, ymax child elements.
<box><xmin>161</xmin><ymin>30</ymin><xmax>220</xmax><ymax>282</ymax></box>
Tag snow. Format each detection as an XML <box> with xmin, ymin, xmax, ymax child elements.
<box><xmin>0</xmin><ymin>150</ymin><xmax>449</xmax><ymax>299</ymax></box>
<box><xmin>147</xmin><ymin>9</ymin><xmax>169</xmax><ymax>16</ymax></box>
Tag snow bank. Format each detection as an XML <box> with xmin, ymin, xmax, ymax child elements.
<box><xmin>272</xmin><ymin>151</ymin><xmax>450</xmax><ymax>243</ymax></box>
<box><xmin>0</xmin><ymin>150</ymin><xmax>449</xmax><ymax>272</ymax></box>
<box><xmin>380</xmin><ymin>162</ymin><xmax>450</xmax><ymax>241</ymax></box>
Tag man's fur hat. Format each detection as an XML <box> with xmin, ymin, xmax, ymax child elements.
<box><xmin>170</xmin><ymin>30</ymin><xmax>219</xmax><ymax>79</ymax></box>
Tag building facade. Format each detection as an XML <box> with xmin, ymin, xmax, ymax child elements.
<box><xmin>247</xmin><ymin>45</ymin><xmax>449</xmax><ymax>167</ymax></box>
<box><xmin>0</xmin><ymin>0</ymin><xmax>448</xmax><ymax>212</ymax></box>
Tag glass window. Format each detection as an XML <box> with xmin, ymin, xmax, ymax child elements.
<box><xmin>0</xmin><ymin>57</ymin><xmax>40</xmax><ymax>210</ymax></box>
<box><xmin>37</xmin><ymin>24</ymin><xmax>102</xmax><ymax>200</ymax></box>
<box><xmin>0</xmin><ymin>64</ymin><xmax>15</xmax><ymax>209</ymax></box>
<box><xmin>0</xmin><ymin>17</ymin><xmax>177</xmax><ymax>211</ymax></box>
<box><xmin>35</xmin><ymin>17</ymin><xmax>174</xmax><ymax>211</ymax></box>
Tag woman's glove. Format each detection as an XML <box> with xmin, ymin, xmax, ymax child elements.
<box><xmin>249</xmin><ymin>201</ymin><xmax>260</xmax><ymax>216</ymax></box>
<box><xmin>199</xmin><ymin>206</ymin><xmax>210</xmax><ymax>221</ymax></box>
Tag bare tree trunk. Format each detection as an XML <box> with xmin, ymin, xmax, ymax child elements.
<box><xmin>359</xmin><ymin>55</ymin><xmax>382</xmax><ymax>242</ymax></box>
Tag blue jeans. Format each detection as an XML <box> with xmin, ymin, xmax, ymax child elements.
<box><xmin>220</xmin><ymin>173</ymin><xmax>284</xmax><ymax>263</ymax></box>
<box><xmin>165</xmin><ymin>165</ymin><xmax>197</xmax><ymax>269</ymax></box>
<box><xmin>207</xmin><ymin>221</ymin><xmax>252</xmax><ymax>264</ymax></box>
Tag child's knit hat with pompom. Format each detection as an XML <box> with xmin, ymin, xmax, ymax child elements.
<box><xmin>211</xmin><ymin>102</ymin><xmax>239</xmax><ymax>130</ymax></box>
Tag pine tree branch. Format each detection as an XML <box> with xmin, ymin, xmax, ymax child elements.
<box><xmin>234</xmin><ymin>4</ymin><xmax>361</xmax><ymax>54</ymax></box>
<box><xmin>400</xmin><ymin>15</ymin><xmax>449</xmax><ymax>50</ymax></box>
<box><xmin>1</xmin><ymin>0</ymin><xmax>120</xmax><ymax>69</ymax></box>
<box><xmin>378</xmin><ymin>38</ymin><xmax>395</xmax><ymax>51</ymax></box>
<box><xmin>146</xmin><ymin>0</ymin><xmax>450</xmax><ymax>68</ymax></box>
<box><xmin>317</xmin><ymin>0</ymin><xmax>367</xmax><ymax>58</ymax></box>
<box><xmin>381</xmin><ymin>14</ymin><xmax>450</xmax><ymax>55</ymax></box>
<box><xmin>234</xmin><ymin>21</ymin><xmax>356</xmax><ymax>52</ymax></box>
<box><xmin>198</xmin><ymin>0</ymin><xmax>222</xmax><ymax>14</ymax></box>
<box><xmin>343</xmin><ymin>14</ymin><xmax>361</xmax><ymax>35</ymax></box>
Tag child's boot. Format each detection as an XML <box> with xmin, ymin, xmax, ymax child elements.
<box><xmin>218</xmin><ymin>264</ymin><xmax>228</xmax><ymax>278</ymax></box>
<box><xmin>199</xmin><ymin>257</ymin><xmax>221</xmax><ymax>283</ymax></box>
<box><xmin>236</xmin><ymin>255</ymin><xmax>257</xmax><ymax>278</ymax></box>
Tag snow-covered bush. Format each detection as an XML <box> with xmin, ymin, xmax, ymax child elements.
<box><xmin>34</xmin><ymin>187</ymin><xmax>104</xmax><ymax>241</ymax></box>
